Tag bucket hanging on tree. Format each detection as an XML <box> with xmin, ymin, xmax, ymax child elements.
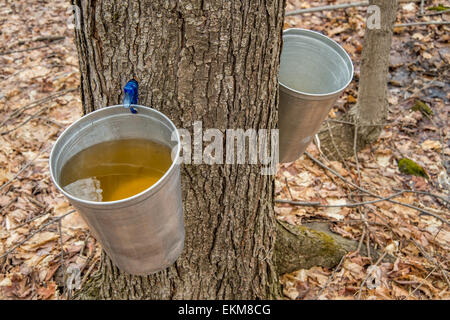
<box><xmin>49</xmin><ymin>80</ymin><xmax>185</xmax><ymax>275</ymax></box>
<box><xmin>278</xmin><ymin>28</ymin><xmax>354</xmax><ymax>163</ymax></box>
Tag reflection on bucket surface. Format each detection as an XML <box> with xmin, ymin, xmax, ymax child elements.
<box><xmin>278</xmin><ymin>28</ymin><xmax>354</xmax><ymax>163</ymax></box>
<box><xmin>49</xmin><ymin>105</ymin><xmax>184</xmax><ymax>275</ymax></box>
<box><xmin>60</xmin><ymin>138</ymin><xmax>172</xmax><ymax>202</ymax></box>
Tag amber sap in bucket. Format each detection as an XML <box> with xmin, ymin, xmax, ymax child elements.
<box><xmin>49</xmin><ymin>105</ymin><xmax>184</xmax><ymax>275</ymax></box>
<box><xmin>60</xmin><ymin>138</ymin><xmax>172</xmax><ymax>202</ymax></box>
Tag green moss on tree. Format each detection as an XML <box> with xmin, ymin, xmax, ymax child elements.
<box><xmin>398</xmin><ymin>158</ymin><xmax>429</xmax><ymax>179</ymax></box>
<box><xmin>411</xmin><ymin>100</ymin><xmax>433</xmax><ymax>116</ymax></box>
<box><xmin>427</xmin><ymin>4</ymin><xmax>450</xmax><ymax>11</ymax></box>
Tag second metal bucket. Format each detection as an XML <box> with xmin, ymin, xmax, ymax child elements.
<box><xmin>279</xmin><ymin>28</ymin><xmax>354</xmax><ymax>163</ymax></box>
<box><xmin>49</xmin><ymin>105</ymin><xmax>184</xmax><ymax>275</ymax></box>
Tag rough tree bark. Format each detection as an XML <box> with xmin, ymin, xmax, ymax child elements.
<box><xmin>318</xmin><ymin>0</ymin><xmax>398</xmax><ymax>159</ymax></box>
<box><xmin>72</xmin><ymin>0</ymin><xmax>285</xmax><ymax>299</ymax></box>
<box><xmin>71</xmin><ymin>0</ymin><xmax>373</xmax><ymax>300</ymax></box>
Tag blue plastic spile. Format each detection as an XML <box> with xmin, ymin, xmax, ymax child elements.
<box><xmin>123</xmin><ymin>79</ymin><xmax>139</xmax><ymax>114</ymax></box>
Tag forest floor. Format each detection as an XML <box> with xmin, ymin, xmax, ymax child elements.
<box><xmin>0</xmin><ymin>0</ymin><xmax>448</xmax><ymax>300</ymax></box>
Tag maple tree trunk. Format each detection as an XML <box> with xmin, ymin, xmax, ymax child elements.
<box><xmin>319</xmin><ymin>0</ymin><xmax>398</xmax><ymax>159</ymax></box>
<box><xmin>72</xmin><ymin>0</ymin><xmax>285</xmax><ymax>299</ymax></box>
<box><xmin>355</xmin><ymin>0</ymin><xmax>398</xmax><ymax>144</ymax></box>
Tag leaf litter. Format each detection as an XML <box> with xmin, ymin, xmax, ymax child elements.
<box><xmin>279</xmin><ymin>0</ymin><xmax>449</xmax><ymax>300</ymax></box>
<box><xmin>0</xmin><ymin>0</ymin><xmax>100</xmax><ymax>300</ymax></box>
<box><xmin>0</xmin><ymin>0</ymin><xmax>448</xmax><ymax>300</ymax></box>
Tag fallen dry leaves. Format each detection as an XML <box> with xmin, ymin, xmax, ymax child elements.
<box><xmin>0</xmin><ymin>0</ymin><xmax>100</xmax><ymax>300</ymax></box>
<box><xmin>0</xmin><ymin>0</ymin><xmax>448</xmax><ymax>300</ymax></box>
<box><xmin>278</xmin><ymin>0</ymin><xmax>449</xmax><ymax>300</ymax></box>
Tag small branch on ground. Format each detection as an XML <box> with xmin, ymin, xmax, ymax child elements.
<box><xmin>412</xmin><ymin>239</ymin><xmax>450</xmax><ymax>288</ymax></box>
<box><xmin>393</xmin><ymin>189</ymin><xmax>449</xmax><ymax>205</ymax></box>
<box><xmin>275</xmin><ymin>191</ymin><xmax>404</xmax><ymax>207</ymax></box>
<box><xmin>395</xmin><ymin>21</ymin><xmax>450</xmax><ymax>27</ymax></box>
<box><xmin>315</xmin><ymin>254</ymin><xmax>347</xmax><ymax>299</ymax></box>
<box><xmin>0</xmin><ymin>145</ymin><xmax>51</xmax><ymax>193</ymax></box>
<box><xmin>357</xmin><ymin>228</ymin><xmax>366</xmax><ymax>253</ymax></box>
<box><xmin>12</xmin><ymin>208</ymin><xmax>52</xmax><ymax>230</ymax></box>
<box><xmin>418</xmin><ymin>9</ymin><xmax>450</xmax><ymax>16</ymax></box>
<box><xmin>58</xmin><ymin>220</ymin><xmax>66</xmax><ymax>299</ymax></box>
<box><xmin>0</xmin><ymin>37</ymin><xmax>65</xmax><ymax>55</ymax></box>
<box><xmin>0</xmin><ymin>87</ymin><xmax>78</xmax><ymax>128</ymax></box>
<box><xmin>0</xmin><ymin>196</ymin><xmax>17</xmax><ymax>215</ymax></box>
<box><xmin>285</xmin><ymin>0</ymin><xmax>420</xmax><ymax>16</ymax></box>
<box><xmin>357</xmin><ymin>251</ymin><xmax>388</xmax><ymax>299</ymax></box>
<box><xmin>0</xmin><ymin>210</ymin><xmax>76</xmax><ymax>260</ymax></box>
<box><xmin>405</xmin><ymin>266</ymin><xmax>437</xmax><ymax>299</ymax></box>
<box><xmin>15</xmin><ymin>35</ymin><xmax>65</xmax><ymax>46</ymax></box>
<box><xmin>304</xmin><ymin>152</ymin><xmax>450</xmax><ymax>225</ymax></box>
<box><xmin>286</xmin><ymin>1</ymin><xmax>369</xmax><ymax>16</ymax></box>
<box><xmin>1</xmin><ymin>105</ymin><xmax>50</xmax><ymax>135</ymax></box>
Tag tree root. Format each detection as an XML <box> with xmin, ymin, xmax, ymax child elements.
<box><xmin>73</xmin><ymin>219</ymin><xmax>389</xmax><ymax>299</ymax></box>
<box><xmin>274</xmin><ymin>220</ymin><xmax>391</xmax><ymax>275</ymax></box>
<box><xmin>72</xmin><ymin>269</ymin><xmax>103</xmax><ymax>300</ymax></box>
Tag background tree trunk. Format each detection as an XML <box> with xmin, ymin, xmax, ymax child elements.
<box><xmin>318</xmin><ymin>0</ymin><xmax>398</xmax><ymax>159</ymax></box>
<box><xmin>354</xmin><ymin>0</ymin><xmax>398</xmax><ymax>144</ymax></box>
<box><xmin>72</xmin><ymin>0</ymin><xmax>285</xmax><ymax>299</ymax></box>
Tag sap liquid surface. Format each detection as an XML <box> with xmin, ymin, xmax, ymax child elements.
<box><xmin>60</xmin><ymin>138</ymin><xmax>172</xmax><ymax>202</ymax></box>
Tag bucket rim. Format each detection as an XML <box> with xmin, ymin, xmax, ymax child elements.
<box><xmin>279</xmin><ymin>28</ymin><xmax>354</xmax><ymax>98</ymax></box>
<box><xmin>49</xmin><ymin>104</ymin><xmax>181</xmax><ymax>207</ymax></box>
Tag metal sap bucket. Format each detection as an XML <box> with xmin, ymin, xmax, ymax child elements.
<box><xmin>279</xmin><ymin>28</ymin><xmax>354</xmax><ymax>163</ymax></box>
<box><xmin>49</xmin><ymin>105</ymin><xmax>184</xmax><ymax>275</ymax></box>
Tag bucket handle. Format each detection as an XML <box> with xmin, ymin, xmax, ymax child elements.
<box><xmin>123</xmin><ymin>79</ymin><xmax>139</xmax><ymax>114</ymax></box>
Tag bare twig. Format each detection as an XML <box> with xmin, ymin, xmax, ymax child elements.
<box><xmin>419</xmin><ymin>0</ymin><xmax>425</xmax><ymax>16</ymax></box>
<box><xmin>0</xmin><ymin>44</ymin><xmax>50</xmax><ymax>56</ymax></box>
<box><xmin>286</xmin><ymin>0</ymin><xmax>421</xmax><ymax>16</ymax></box>
<box><xmin>1</xmin><ymin>105</ymin><xmax>51</xmax><ymax>135</ymax></box>
<box><xmin>15</xmin><ymin>35</ymin><xmax>65</xmax><ymax>46</ymax></box>
<box><xmin>26</xmin><ymin>195</ymin><xmax>46</xmax><ymax>209</ymax></box>
<box><xmin>327</xmin><ymin>119</ymin><xmax>355</xmax><ymax>126</ymax></box>
<box><xmin>402</xmin><ymin>77</ymin><xmax>445</xmax><ymax>102</ymax></box>
<box><xmin>366</xmin><ymin>230</ymin><xmax>371</xmax><ymax>259</ymax></box>
<box><xmin>0</xmin><ymin>87</ymin><xmax>78</xmax><ymax>128</ymax></box>
<box><xmin>393</xmin><ymin>189</ymin><xmax>449</xmax><ymax>204</ymax></box>
<box><xmin>275</xmin><ymin>191</ymin><xmax>404</xmax><ymax>207</ymax></box>
<box><xmin>395</xmin><ymin>21</ymin><xmax>450</xmax><ymax>27</ymax></box>
<box><xmin>325</xmin><ymin>119</ymin><xmax>388</xmax><ymax>127</ymax></box>
<box><xmin>32</xmin><ymin>35</ymin><xmax>65</xmax><ymax>43</ymax></box>
<box><xmin>357</xmin><ymin>228</ymin><xmax>366</xmax><ymax>253</ymax></box>
<box><xmin>58</xmin><ymin>220</ymin><xmax>66</xmax><ymax>298</ymax></box>
<box><xmin>405</xmin><ymin>266</ymin><xmax>437</xmax><ymax>300</ymax></box>
<box><xmin>304</xmin><ymin>152</ymin><xmax>450</xmax><ymax>225</ymax></box>
<box><xmin>419</xmin><ymin>9</ymin><xmax>450</xmax><ymax>16</ymax></box>
<box><xmin>315</xmin><ymin>254</ymin><xmax>347</xmax><ymax>299</ymax></box>
<box><xmin>0</xmin><ymin>210</ymin><xmax>75</xmax><ymax>260</ymax></box>
<box><xmin>80</xmin><ymin>256</ymin><xmax>100</xmax><ymax>288</ymax></box>
<box><xmin>0</xmin><ymin>145</ymin><xmax>51</xmax><ymax>193</ymax></box>
<box><xmin>12</xmin><ymin>208</ymin><xmax>52</xmax><ymax>230</ymax></box>
<box><xmin>412</xmin><ymin>239</ymin><xmax>450</xmax><ymax>288</ymax></box>
<box><xmin>286</xmin><ymin>1</ymin><xmax>369</xmax><ymax>16</ymax></box>
<box><xmin>0</xmin><ymin>197</ymin><xmax>17</xmax><ymax>215</ymax></box>
<box><xmin>357</xmin><ymin>251</ymin><xmax>388</xmax><ymax>299</ymax></box>
<box><xmin>284</xmin><ymin>177</ymin><xmax>294</xmax><ymax>200</ymax></box>
<box><xmin>0</xmin><ymin>37</ymin><xmax>64</xmax><ymax>55</ymax></box>
<box><xmin>353</xmin><ymin>125</ymin><xmax>362</xmax><ymax>184</ymax></box>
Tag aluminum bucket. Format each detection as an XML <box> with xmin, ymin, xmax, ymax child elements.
<box><xmin>279</xmin><ymin>28</ymin><xmax>354</xmax><ymax>163</ymax></box>
<box><xmin>49</xmin><ymin>105</ymin><xmax>184</xmax><ymax>275</ymax></box>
